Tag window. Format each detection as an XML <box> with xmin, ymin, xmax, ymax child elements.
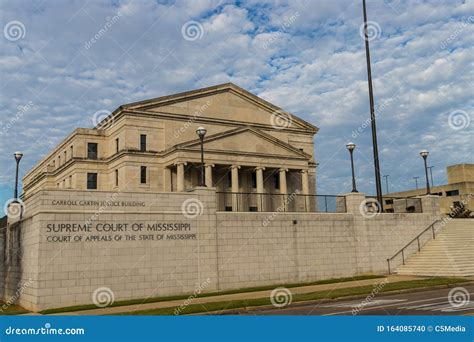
<box><xmin>69</xmin><ymin>175</ymin><xmax>72</xmax><ymax>188</ymax></box>
<box><xmin>70</xmin><ymin>146</ymin><xmax>74</xmax><ymax>158</ymax></box>
<box><xmin>227</xmin><ymin>172</ymin><xmax>232</xmax><ymax>188</ymax></box>
<box><xmin>115</xmin><ymin>138</ymin><xmax>119</xmax><ymax>153</ymax></box>
<box><xmin>140</xmin><ymin>134</ymin><xmax>147</xmax><ymax>152</ymax></box>
<box><xmin>446</xmin><ymin>189</ymin><xmax>459</xmax><ymax>197</ymax></box>
<box><xmin>58</xmin><ymin>155</ymin><xmax>61</xmax><ymax>165</ymax></box>
<box><xmin>251</xmin><ymin>172</ymin><xmax>257</xmax><ymax>189</ymax></box>
<box><xmin>87</xmin><ymin>143</ymin><xmax>98</xmax><ymax>159</ymax></box>
<box><xmin>87</xmin><ymin>173</ymin><xmax>97</xmax><ymax>189</ymax></box>
<box><xmin>115</xmin><ymin>169</ymin><xmax>119</xmax><ymax>187</ymax></box>
<box><xmin>274</xmin><ymin>173</ymin><xmax>280</xmax><ymax>190</ymax></box>
<box><xmin>140</xmin><ymin>166</ymin><xmax>147</xmax><ymax>184</ymax></box>
<box><xmin>249</xmin><ymin>206</ymin><xmax>258</xmax><ymax>212</ymax></box>
<box><xmin>64</xmin><ymin>151</ymin><xmax>67</xmax><ymax>161</ymax></box>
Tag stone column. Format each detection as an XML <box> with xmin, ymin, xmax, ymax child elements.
<box><xmin>256</xmin><ymin>167</ymin><xmax>265</xmax><ymax>211</ymax></box>
<box><xmin>279</xmin><ymin>168</ymin><xmax>288</xmax><ymax>211</ymax></box>
<box><xmin>301</xmin><ymin>169</ymin><xmax>310</xmax><ymax>211</ymax></box>
<box><xmin>205</xmin><ymin>164</ymin><xmax>214</xmax><ymax>187</ymax></box>
<box><xmin>175</xmin><ymin>162</ymin><xmax>187</xmax><ymax>192</ymax></box>
<box><xmin>163</xmin><ymin>166</ymin><xmax>172</xmax><ymax>192</ymax></box>
<box><xmin>231</xmin><ymin>165</ymin><xmax>240</xmax><ymax>211</ymax></box>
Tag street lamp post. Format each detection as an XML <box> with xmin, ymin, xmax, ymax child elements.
<box><xmin>413</xmin><ymin>176</ymin><xmax>419</xmax><ymax>190</ymax></box>
<box><xmin>196</xmin><ymin>127</ymin><xmax>207</xmax><ymax>187</ymax></box>
<box><xmin>346</xmin><ymin>142</ymin><xmax>358</xmax><ymax>193</ymax></box>
<box><xmin>362</xmin><ymin>0</ymin><xmax>383</xmax><ymax>211</ymax></box>
<box><xmin>13</xmin><ymin>151</ymin><xmax>23</xmax><ymax>202</ymax></box>
<box><xmin>419</xmin><ymin>150</ymin><xmax>431</xmax><ymax>195</ymax></box>
<box><xmin>427</xmin><ymin>166</ymin><xmax>434</xmax><ymax>187</ymax></box>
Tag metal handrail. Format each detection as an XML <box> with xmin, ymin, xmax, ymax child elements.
<box><xmin>215</xmin><ymin>192</ymin><xmax>346</xmax><ymax>213</ymax></box>
<box><xmin>386</xmin><ymin>219</ymin><xmax>440</xmax><ymax>274</ymax></box>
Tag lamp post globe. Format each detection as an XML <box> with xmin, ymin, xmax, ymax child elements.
<box><xmin>346</xmin><ymin>142</ymin><xmax>358</xmax><ymax>193</ymax></box>
<box><xmin>419</xmin><ymin>150</ymin><xmax>431</xmax><ymax>195</ymax></box>
<box><xmin>196</xmin><ymin>127</ymin><xmax>207</xmax><ymax>186</ymax></box>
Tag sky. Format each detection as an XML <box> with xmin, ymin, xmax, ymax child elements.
<box><xmin>0</xmin><ymin>0</ymin><xmax>473</xmax><ymax>210</ymax></box>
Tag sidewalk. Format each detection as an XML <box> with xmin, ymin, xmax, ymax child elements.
<box><xmin>51</xmin><ymin>275</ymin><xmax>421</xmax><ymax>315</ymax></box>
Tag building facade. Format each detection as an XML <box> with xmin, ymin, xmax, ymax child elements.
<box><xmin>387</xmin><ymin>163</ymin><xmax>474</xmax><ymax>214</ymax></box>
<box><xmin>22</xmin><ymin>83</ymin><xmax>318</xmax><ymax>211</ymax></box>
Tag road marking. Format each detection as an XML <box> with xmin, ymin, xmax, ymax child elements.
<box><xmin>323</xmin><ymin>292</ymin><xmax>474</xmax><ymax>316</ymax></box>
<box><xmin>322</xmin><ymin>299</ymin><xmax>406</xmax><ymax>308</ymax></box>
<box><xmin>400</xmin><ymin>301</ymin><xmax>474</xmax><ymax>312</ymax></box>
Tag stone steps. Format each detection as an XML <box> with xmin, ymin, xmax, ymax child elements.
<box><xmin>396</xmin><ymin>219</ymin><xmax>474</xmax><ymax>277</ymax></box>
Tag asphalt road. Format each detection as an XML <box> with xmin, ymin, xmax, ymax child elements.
<box><xmin>244</xmin><ymin>285</ymin><xmax>474</xmax><ymax>316</ymax></box>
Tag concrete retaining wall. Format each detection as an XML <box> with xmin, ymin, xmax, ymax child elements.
<box><xmin>2</xmin><ymin>189</ymin><xmax>440</xmax><ymax>311</ymax></box>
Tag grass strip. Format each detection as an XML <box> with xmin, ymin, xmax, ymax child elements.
<box><xmin>115</xmin><ymin>277</ymin><xmax>468</xmax><ymax>315</ymax></box>
<box><xmin>40</xmin><ymin>275</ymin><xmax>383</xmax><ymax>314</ymax></box>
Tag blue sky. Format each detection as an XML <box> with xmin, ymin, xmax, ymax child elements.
<box><xmin>0</xmin><ymin>0</ymin><xmax>473</xmax><ymax>209</ymax></box>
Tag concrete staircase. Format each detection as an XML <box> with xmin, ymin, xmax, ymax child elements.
<box><xmin>396</xmin><ymin>219</ymin><xmax>474</xmax><ymax>277</ymax></box>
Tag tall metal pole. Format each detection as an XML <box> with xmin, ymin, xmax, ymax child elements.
<box><xmin>427</xmin><ymin>166</ymin><xmax>434</xmax><ymax>187</ymax></box>
<box><xmin>383</xmin><ymin>174</ymin><xmax>389</xmax><ymax>194</ymax></box>
<box><xmin>413</xmin><ymin>176</ymin><xmax>419</xmax><ymax>190</ymax></box>
<box><xmin>362</xmin><ymin>0</ymin><xmax>383</xmax><ymax>211</ymax></box>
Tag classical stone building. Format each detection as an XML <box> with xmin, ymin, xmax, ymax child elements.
<box><xmin>22</xmin><ymin>83</ymin><xmax>318</xmax><ymax>211</ymax></box>
<box><xmin>3</xmin><ymin>83</ymin><xmax>448</xmax><ymax>312</ymax></box>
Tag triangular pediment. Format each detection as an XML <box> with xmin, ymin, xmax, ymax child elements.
<box><xmin>122</xmin><ymin>83</ymin><xmax>317</xmax><ymax>132</ymax></box>
<box><xmin>177</xmin><ymin>127</ymin><xmax>309</xmax><ymax>159</ymax></box>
